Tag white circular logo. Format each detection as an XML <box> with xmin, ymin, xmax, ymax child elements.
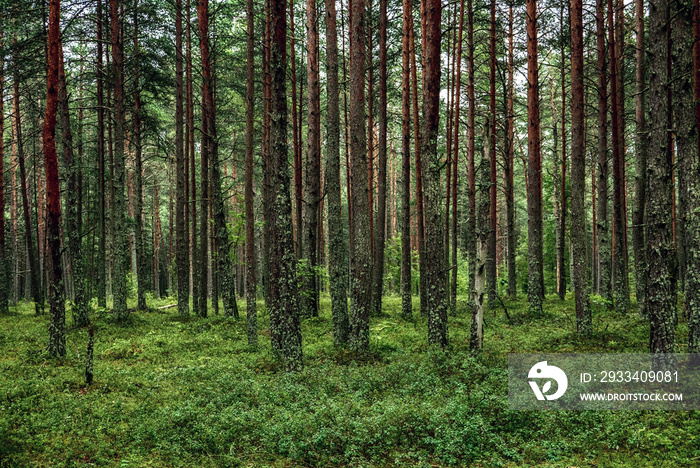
<box><xmin>528</xmin><ymin>361</ymin><xmax>568</xmax><ymax>401</ymax></box>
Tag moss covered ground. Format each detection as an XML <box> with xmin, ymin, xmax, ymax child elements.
<box><xmin>1</xmin><ymin>293</ymin><xmax>697</xmax><ymax>467</ymax></box>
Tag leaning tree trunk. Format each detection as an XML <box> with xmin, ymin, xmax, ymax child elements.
<box><xmin>45</xmin><ymin>0</ymin><xmax>65</xmax><ymax>357</ymax></box>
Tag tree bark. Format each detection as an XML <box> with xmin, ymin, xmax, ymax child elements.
<box><xmin>371</xmin><ymin>0</ymin><xmax>388</xmax><ymax>317</ymax></box>
<box><xmin>96</xmin><ymin>0</ymin><xmax>107</xmax><ymax>308</ymax></box>
<box><xmin>269</xmin><ymin>0</ymin><xmax>303</xmax><ymax>370</ymax></box>
<box><xmin>175</xmin><ymin>0</ymin><xmax>189</xmax><ymax>316</ymax></box>
<box><xmin>0</xmin><ymin>29</ymin><xmax>7</xmax><ymax>315</ymax></box>
<box><xmin>197</xmin><ymin>0</ymin><xmax>210</xmax><ymax>318</ymax></box>
<box><xmin>45</xmin><ymin>0</ymin><xmax>65</xmax><ymax>356</ymax></box>
<box><xmin>505</xmin><ymin>3</ymin><xmax>516</xmax><ymax>300</ymax></box>
<box><xmin>570</xmin><ymin>0</ymin><xmax>592</xmax><ymax>334</ymax></box>
<box><xmin>325</xmin><ymin>0</ymin><xmax>350</xmax><ymax>344</ymax></box>
<box><xmin>421</xmin><ymin>0</ymin><xmax>447</xmax><ymax>347</ymax></box>
<box><xmin>472</xmin><ymin>118</ymin><xmax>491</xmax><ymax>352</ymax></box>
<box><xmin>526</xmin><ymin>0</ymin><xmax>544</xmax><ymax>315</ymax></box>
<box><xmin>302</xmin><ymin>0</ymin><xmax>321</xmax><ymax>318</ymax></box>
<box><xmin>349</xmin><ymin>0</ymin><xmax>372</xmax><ymax>352</ymax></box>
<box><xmin>245</xmin><ymin>0</ymin><xmax>258</xmax><ymax>346</ymax></box>
<box><xmin>487</xmin><ymin>0</ymin><xmax>497</xmax><ymax>310</ymax></box>
<box><xmin>466</xmin><ymin>0</ymin><xmax>476</xmax><ymax>296</ymax></box>
<box><xmin>58</xmin><ymin>44</ymin><xmax>87</xmax><ymax>326</ymax></box>
<box><xmin>632</xmin><ymin>0</ymin><xmax>647</xmax><ymax>318</ymax></box>
<box><xmin>452</xmin><ymin>0</ymin><xmax>464</xmax><ymax>312</ymax></box>
<box><xmin>647</xmin><ymin>0</ymin><xmax>676</xmax><ymax>353</ymax></box>
<box><xmin>400</xmin><ymin>0</ymin><xmax>412</xmax><ymax>320</ymax></box>
<box><xmin>111</xmin><ymin>0</ymin><xmax>129</xmax><ymax>320</ymax></box>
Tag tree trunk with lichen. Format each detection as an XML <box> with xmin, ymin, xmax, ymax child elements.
<box><xmin>647</xmin><ymin>0</ymin><xmax>676</xmax><ymax>354</ymax></box>
<box><xmin>325</xmin><ymin>0</ymin><xmax>349</xmax><ymax>345</ymax></box>
<box><xmin>472</xmin><ymin>118</ymin><xmax>491</xmax><ymax>352</ymax></box>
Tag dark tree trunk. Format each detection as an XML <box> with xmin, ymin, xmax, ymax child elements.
<box><xmin>608</xmin><ymin>0</ymin><xmax>629</xmax><ymax>312</ymax></box>
<box><xmin>558</xmin><ymin>4</ymin><xmax>567</xmax><ymax>300</ymax></box>
<box><xmin>14</xmin><ymin>36</ymin><xmax>43</xmax><ymax>315</ymax></box>
<box><xmin>111</xmin><ymin>0</ymin><xmax>129</xmax><ymax>320</ymax></box>
<box><xmin>187</xmin><ymin>0</ymin><xmax>198</xmax><ymax>311</ymax></box>
<box><xmin>487</xmin><ymin>0</ymin><xmax>497</xmax><ymax>310</ymax></box>
<box><xmin>671</xmin><ymin>0</ymin><xmax>694</xmax><ymax>321</ymax></box>
<box><xmin>325</xmin><ymin>0</ymin><xmax>349</xmax><ymax>344</ymax></box>
<box><xmin>0</xmin><ymin>29</ymin><xmax>7</xmax><ymax>315</ymax></box>
<box><xmin>400</xmin><ymin>0</ymin><xmax>412</xmax><ymax>320</ymax></box>
<box><xmin>96</xmin><ymin>0</ymin><xmax>107</xmax><ymax>308</ymax></box>
<box><xmin>505</xmin><ymin>3</ymin><xmax>516</xmax><ymax>300</ymax></box>
<box><xmin>571</xmin><ymin>0</ymin><xmax>592</xmax><ymax>334</ymax></box>
<box><xmin>45</xmin><ymin>0</ymin><xmax>65</xmax><ymax>356</ymax></box>
<box><xmin>133</xmin><ymin>0</ymin><xmax>147</xmax><ymax>311</ymax></box>
<box><xmin>466</xmin><ymin>0</ymin><xmax>476</xmax><ymax>296</ymax></box>
<box><xmin>526</xmin><ymin>0</ymin><xmax>544</xmax><ymax>315</ymax></box>
<box><xmin>302</xmin><ymin>0</ymin><xmax>320</xmax><ymax>318</ymax></box>
<box><xmin>451</xmin><ymin>0</ymin><xmax>464</xmax><ymax>313</ymax></box>
<box><xmin>175</xmin><ymin>0</ymin><xmax>189</xmax><ymax>316</ymax></box>
<box><xmin>596</xmin><ymin>0</ymin><xmax>611</xmax><ymax>301</ymax></box>
<box><xmin>269</xmin><ymin>0</ymin><xmax>303</xmax><ymax>370</ymax></box>
<box><xmin>687</xmin><ymin>0</ymin><xmax>700</xmax><ymax>351</ymax></box>
<box><xmin>421</xmin><ymin>0</ymin><xmax>447</xmax><ymax>347</ymax></box>
<box><xmin>349</xmin><ymin>0</ymin><xmax>372</xmax><ymax>352</ymax></box>
<box><xmin>371</xmin><ymin>0</ymin><xmax>388</xmax><ymax>317</ymax></box>
<box><xmin>647</xmin><ymin>0</ymin><xmax>676</xmax><ymax>353</ymax></box>
<box><xmin>58</xmin><ymin>44</ymin><xmax>87</xmax><ymax>326</ymax></box>
<box><xmin>197</xmin><ymin>0</ymin><xmax>210</xmax><ymax>318</ymax></box>
<box><xmin>633</xmin><ymin>0</ymin><xmax>647</xmax><ymax>318</ymax></box>
<box><xmin>245</xmin><ymin>0</ymin><xmax>258</xmax><ymax>346</ymax></box>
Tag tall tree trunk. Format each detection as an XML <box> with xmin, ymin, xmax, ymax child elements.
<box><xmin>245</xmin><ymin>0</ymin><xmax>258</xmax><ymax>346</ymax></box>
<box><xmin>596</xmin><ymin>0</ymin><xmax>611</xmax><ymax>301</ymax></box>
<box><xmin>290</xmin><ymin>0</ymin><xmax>302</xmax><ymax>260</ymax></box>
<box><xmin>505</xmin><ymin>2</ymin><xmax>516</xmax><ymax>300</ymax></box>
<box><xmin>58</xmin><ymin>44</ymin><xmax>87</xmax><ymax>326</ymax></box>
<box><xmin>45</xmin><ymin>0</ymin><xmax>65</xmax><ymax>356</ymax></box>
<box><xmin>686</xmin><ymin>0</ymin><xmax>700</xmax><ymax>351</ymax></box>
<box><xmin>558</xmin><ymin>4</ymin><xmax>567</xmax><ymax>300</ymax></box>
<box><xmin>472</xmin><ymin>118</ymin><xmax>491</xmax><ymax>351</ymax></box>
<box><xmin>132</xmin><ymin>0</ymin><xmax>147</xmax><ymax>311</ymax></box>
<box><xmin>302</xmin><ymin>0</ymin><xmax>320</xmax><ymax>317</ymax></box>
<box><xmin>467</xmin><ymin>0</ymin><xmax>476</xmax><ymax>296</ymax></box>
<box><xmin>14</xmin><ymin>37</ymin><xmax>43</xmax><ymax>315</ymax></box>
<box><xmin>421</xmin><ymin>0</ymin><xmax>446</xmax><ymax>347</ymax></box>
<box><xmin>672</xmin><ymin>0</ymin><xmax>694</xmax><ymax>319</ymax></box>
<box><xmin>187</xmin><ymin>0</ymin><xmax>198</xmax><ymax>311</ymax></box>
<box><xmin>96</xmin><ymin>0</ymin><xmax>107</xmax><ymax>308</ymax></box>
<box><xmin>408</xmin><ymin>9</ymin><xmax>426</xmax><ymax>315</ymax></box>
<box><xmin>325</xmin><ymin>0</ymin><xmax>349</xmax><ymax>344</ymax></box>
<box><xmin>571</xmin><ymin>0</ymin><xmax>592</xmax><ymax>334</ymax></box>
<box><xmin>632</xmin><ymin>0</ymin><xmax>647</xmax><ymax>318</ymax></box>
<box><xmin>451</xmin><ymin>0</ymin><xmax>464</xmax><ymax>312</ymax></box>
<box><xmin>175</xmin><ymin>0</ymin><xmax>189</xmax><ymax>316</ymax></box>
<box><xmin>608</xmin><ymin>0</ymin><xmax>629</xmax><ymax>312</ymax></box>
<box><xmin>647</xmin><ymin>0</ymin><xmax>676</xmax><ymax>353</ymax></box>
<box><xmin>371</xmin><ymin>0</ymin><xmax>388</xmax><ymax>317</ymax></box>
<box><xmin>197</xmin><ymin>0</ymin><xmax>210</xmax><ymax>318</ymax></box>
<box><xmin>111</xmin><ymin>0</ymin><xmax>129</xmax><ymax>320</ymax></box>
<box><xmin>400</xmin><ymin>0</ymin><xmax>412</xmax><ymax>320</ymax></box>
<box><xmin>0</xmin><ymin>30</ymin><xmax>7</xmax><ymax>315</ymax></box>
<box><xmin>487</xmin><ymin>0</ymin><xmax>497</xmax><ymax>310</ymax></box>
<box><xmin>269</xmin><ymin>0</ymin><xmax>303</xmax><ymax>370</ymax></box>
<box><xmin>349</xmin><ymin>0</ymin><xmax>372</xmax><ymax>352</ymax></box>
<box><xmin>526</xmin><ymin>0</ymin><xmax>544</xmax><ymax>315</ymax></box>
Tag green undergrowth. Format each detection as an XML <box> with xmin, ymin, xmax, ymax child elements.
<box><xmin>1</xmin><ymin>293</ymin><xmax>698</xmax><ymax>467</ymax></box>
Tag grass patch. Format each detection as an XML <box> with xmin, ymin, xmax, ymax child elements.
<box><xmin>0</xmin><ymin>293</ymin><xmax>697</xmax><ymax>467</ymax></box>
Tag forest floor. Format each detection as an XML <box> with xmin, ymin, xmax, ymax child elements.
<box><xmin>0</xmin><ymin>293</ymin><xmax>697</xmax><ymax>467</ymax></box>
